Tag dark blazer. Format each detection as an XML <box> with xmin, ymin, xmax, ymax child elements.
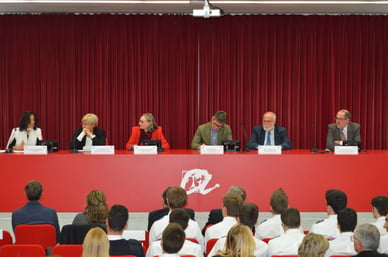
<box><xmin>109</xmin><ymin>239</ymin><xmax>145</xmax><ymax>257</ymax></box>
<box><xmin>202</xmin><ymin>209</ymin><xmax>223</xmax><ymax>235</ymax></box>
<box><xmin>147</xmin><ymin>208</ymin><xmax>195</xmax><ymax>231</ymax></box>
<box><xmin>326</xmin><ymin>122</ymin><xmax>361</xmax><ymax>151</ymax></box>
<box><xmin>246</xmin><ymin>125</ymin><xmax>292</xmax><ymax>150</ymax></box>
<box><xmin>60</xmin><ymin>224</ymin><xmax>106</xmax><ymax>244</ymax></box>
<box><xmin>12</xmin><ymin>201</ymin><xmax>60</xmax><ymax>242</ymax></box>
<box><xmin>70</xmin><ymin>127</ymin><xmax>106</xmax><ymax>150</ymax></box>
<box><xmin>353</xmin><ymin>250</ymin><xmax>388</xmax><ymax>257</ymax></box>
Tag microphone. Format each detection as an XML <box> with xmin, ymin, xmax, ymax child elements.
<box><xmin>310</xmin><ymin>120</ymin><xmax>318</xmax><ymax>152</ymax></box>
<box><xmin>240</xmin><ymin>122</ymin><xmax>250</xmax><ymax>152</ymax></box>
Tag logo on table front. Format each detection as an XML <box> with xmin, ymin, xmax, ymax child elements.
<box><xmin>180</xmin><ymin>169</ymin><xmax>220</xmax><ymax>195</ymax></box>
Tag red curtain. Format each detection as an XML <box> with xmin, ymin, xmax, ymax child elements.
<box><xmin>1</xmin><ymin>14</ymin><xmax>387</xmax><ymax>150</ymax></box>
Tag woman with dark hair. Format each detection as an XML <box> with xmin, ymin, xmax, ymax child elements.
<box><xmin>125</xmin><ymin>113</ymin><xmax>170</xmax><ymax>150</ymax></box>
<box><xmin>6</xmin><ymin>111</ymin><xmax>42</xmax><ymax>150</ymax></box>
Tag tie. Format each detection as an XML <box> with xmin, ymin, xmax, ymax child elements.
<box><xmin>266</xmin><ymin>132</ymin><xmax>271</xmax><ymax>145</ymax></box>
<box><xmin>340</xmin><ymin>129</ymin><xmax>346</xmax><ymax>141</ymax></box>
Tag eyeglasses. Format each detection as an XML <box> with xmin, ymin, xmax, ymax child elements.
<box><xmin>139</xmin><ymin>120</ymin><xmax>148</xmax><ymax>124</ymax></box>
<box><xmin>335</xmin><ymin>117</ymin><xmax>347</xmax><ymax>121</ymax></box>
<box><xmin>212</xmin><ymin>121</ymin><xmax>223</xmax><ymax>128</ymax></box>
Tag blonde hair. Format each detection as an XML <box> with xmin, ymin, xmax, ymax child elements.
<box><xmin>219</xmin><ymin>224</ymin><xmax>255</xmax><ymax>257</ymax></box>
<box><xmin>141</xmin><ymin>113</ymin><xmax>158</xmax><ymax>132</ymax></box>
<box><xmin>82</xmin><ymin>113</ymin><xmax>99</xmax><ymax>126</ymax></box>
<box><xmin>298</xmin><ymin>233</ymin><xmax>329</xmax><ymax>257</ymax></box>
<box><xmin>85</xmin><ymin>190</ymin><xmax>108</xmax><ymax>224</ymax></box>
<box><xmin>82</xmin><ymin>227</ymin><xmax>109</xmax><ymax>257</ymax></box>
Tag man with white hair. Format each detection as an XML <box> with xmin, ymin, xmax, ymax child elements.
<box><xmin>246</xmin><ymin>112</ymin><xmax>292</xmax><ymax>150</ymax></box>
<box><xmin>353</xmin><ymin>224</ymin><xmax>388</xmax><ymax>257</ymax></box>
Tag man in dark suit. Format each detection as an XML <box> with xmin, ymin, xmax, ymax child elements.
<box><xmin>12</xmin><ymin>180</ymin><xmax>60</xmax><ymax>242</ymax></box>
<box><xmin>246</xmin><ymin>112</ymin><xmax>292</xmax><ymax>150</ymax></box>
<box><xmin>202</xmin><ymin>186</ymin><xmax>246</xmax><ymax>235</ymax></box>
<box><xmin>326</xmin><ymin>109</ymin><xmax>361</xmax><ymax>151</ymax></box>
<box><xmin>108</xmin><ymin>205</ymin><xmax>144</xmax><ymax>257</ymax></box>
<box><xmin>353</xmin><ymin>224</ymin><xmax>388</xmax><ymax>257</ymax></box>
<box><xmin>147</xmin><ymin>187</ymin><xmax>194</xmax><ymax>231</ymax></box>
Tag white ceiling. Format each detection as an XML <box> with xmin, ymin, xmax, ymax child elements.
<box><xmin>1</xmin><ymin>0</ymin><xmax>388</xmax><ymax>14</ymax></box>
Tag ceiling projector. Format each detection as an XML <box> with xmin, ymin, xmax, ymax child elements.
<box><xmin>193</xmin><ymin>0</ymin><xmax>223</xmax><ymax>18</ymax></box>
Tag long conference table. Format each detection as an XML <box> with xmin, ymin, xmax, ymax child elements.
<box><xmin>1</xmin><ymin>150</ymin><xmax>387</xmax><ymax>213</ymax></box>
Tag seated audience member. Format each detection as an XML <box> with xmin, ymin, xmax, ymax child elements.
<box><xmin>12</xmin><ymin>180</ymin><xmax>60</xmax><ymax>242</ymax></box>
<box><xmin>353</xmin><ymin>224</ymin><xmax>388</xmax><ymax>257</ymax></box>
<box><xmin>160</xmin><ymin>223</ymin><xmax>186</xmax><ymax>257</ymax></box>
<box><xmin>82</xmin><ymin>227</ymin><xmax>109</xmax><ymax>257</ymax></box>
<box><xmin>149</xmin><ymin>187</ymin><xmax>203</xmax><ymax>247</ymax></box>
<box><xmin>126</xmin><ymin>113</ymin><xmax>170</xmax><ymax>151</ymax></box>
<box><xmin>246</xmin><ymin>112</ymin><xmax>292</xmax><ymax>150</ymax></box>
<box><xmin>6</xmin><ymin>111</ymin><xmax>42</xmax><ymax>150</ymax></box>
<box><xmin>324</xmin><ymin>208</ymin><xmax>357</xmax><ymax>257</ymax></box>
<box><xmin>107</xmin><ymin>205</ymin><xmax>144</xmax><ymax>257</ymax></box>
<box><xmin>371</xmin><ymin>196</ymin><xmax>388</xmax><ymax>236</ymax></box>
<box><xmin>73</xmin><ymin>190</ymin><xmax>109</xmax><ymax>226</ymax></box>
<box><xmin>298</xmin><ymin>233</ymin><xmax>329</xmax><ymax>257</ymax></box>
<box><xmin>191</xmin><ymin>111</ymin><xmax>232</xmax><ymax>150</ymax></box>
<box><xmin>267</xmin><ymin>208</ymin><xmax>305</xmax><ymax>257</ymax></box>
<box><xmin>255</xmin><ymin>188</ymin><xmax>289</xmax><ymax>239</ymax></box>
<box><xmin>148</xmin><ymin>187</ymin><xmax>195</xmax><ymax>231</ymax></box>
<box><xmin>214</xmin><ymin>224</ymin><xmax>256</xmax><ymax>257</ymax></box>
<box><xmin>203</xmin><ymin>186</ymin><xmax>246</xmax><ymax>234</ymax></box>
<box><xmin>208</xmin><ymin>203</ymin><xmax>267</xmax><ymax>257</ymax></box>
<box><xmin>147</xmin><ymin>209</ymin><xmax>203</xmax><ymax>257</ymax></box>
<box><xmin>326</xmin><ymin>109</ymin><xmax>361</xmax><ymax>151</ymax></box>
<box><xmin>310</xmin><ymin>189</ymin><xmax>347</xmax><ymax>239</ymax></box>
<box><xmin>205</xmin><ymin>193</ymin><xmax>243</xmax><ymax>244</ymax></box>
<box><xmin>70</xmin><ymin>113</ymin><xmax>106</xmax><ymax>150</ymax></box>
<box><xmin>378</xmin><ymin>214</ymin><xmax>388</xmax><ymax>254</ymax></box>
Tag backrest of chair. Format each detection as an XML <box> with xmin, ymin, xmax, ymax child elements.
<box><xmin>140</xmin><ymin>231</ymin><xmax>149</xmax><ymax>253</ymax></box>
<box><xmin>1</xmin><ymin>244</ymin><xmax>46</xmax><ymax>257</ymax></box>
<box><xmin>52</xmin><ymin>244</ymin><xmax>83</xmax><ymax>257</ymax></box>
<box><xmin>0</xmin><ymin>230</ymin><xmax>13</xmax><ymax>246</ymax></box>
<box><xmin>15</xmin><ymin>224</ymin><xmax>56</xmax><ymax>249</ymax></box>
<box><xmin>186</xmin><ymin>238</ymin><xmax>199</xmax><ymax>244</ymax></box>
<box><xmin>206</xmin><ymin>238</ymin><xmax>218</xmax><ymax>256</ymax></box>
<box><xmin>262</xmin><ymin>238</ymin><xmax>272</xmax><ymax>243</ymax></box>
<box><xmin>60</xmin><ymin>224</ymin><xmax>107</xmax><ymax>244</ymax></box>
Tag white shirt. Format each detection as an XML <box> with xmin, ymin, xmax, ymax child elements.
<box><xmin>147</xmin><ymin>239</ymin><xmax>203</xmax><ymax>257</ymax></box>
<box><xmin>324</xmin><ymin>232</ymin><xmax>356</xmax><ymax>257</ymax></box>
<box><xmin>372</xmin><ymin>216</ymin><xmax>387</xmax><ymax>236</ymax></box>
<box><xmin>161</xmin><ymin>254</ymin><xmax>180</xmax><ymax>257</ymax></box>
<box><xmin>208</xmin><ymin>234</ymin><xmax>267</xmax><ymax>257</ymax></box>
<box><xmin>77</xmin><ymin>131</ymin><xmax>95</xmax><ymax>147</ymax></box>
<box><xmin>310</xmin><ymin>215</ymin><xmax>340</xmax><ymax>239</ymax></box>
<box><xmin>6</xmin><ymin>127</ymin><xmax>42</xmax><ymax>149</ymax></box>
<box><xmin>108</xmin><ymin>234</ymin><xmax>124</xmax><ymax>241</ymax></box>
<box><xmin>255</xmin><ymin>215</ymin><xmax>284</xmax><ymax>239</ymax></box>
<box><xmin>267</xmin><ymin>228</ymin><xmax>305</xmax><ymax>257</ymax></box>
<box><xmin>149</xmin><ymin>214</ymin><xmax>204</xmax><ymax>250</ymax></box>
<box><xmin>379</xmin><ymin>234</ymin><xmax>388</xmax><ymax>254</ymax></box>
<box><xmin>205</xmin><ymin>216</ymin><xmax>238</xmax><ymax>244</ymax></box>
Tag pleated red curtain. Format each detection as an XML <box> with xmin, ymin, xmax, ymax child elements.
<box><xmin>1</xmin><ymin>14</ymin><xmax>387</xmax><ymax>149</ymax></box>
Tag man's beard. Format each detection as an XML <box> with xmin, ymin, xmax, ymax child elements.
<box><xmin>263</xmin><ymin>125</ymin><xmax>274</xmax><ymax>132</ymax></box>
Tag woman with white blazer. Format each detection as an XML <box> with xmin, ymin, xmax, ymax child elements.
<box><xmin>6</xmin><ymin>111</ymin><xmax>42</xmax><ymax>150</ymax></box>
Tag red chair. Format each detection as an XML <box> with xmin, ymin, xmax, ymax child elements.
<box><xmin>15</xmin><ymin>224</ymin><xmax>57</xmax><ymax>249</ymax></box>
<box><xmin>52</xmin><ymin>244</ymin><xmax>83</xmax><ymax>257</ymax></box>
<box><xmin>206</xmin><ymin>238</ymin><xmax>218</xmax><ymax>256</ymax></box>
<box><xmin>0</xmin><ymin>244</ymin><xmax>46</xmax><ymax>257</ymax></box>
<box><xmin>304</xmin><ymin>230</ymin><xmax>310</xmax><ymax>234</ymax></box>
<box><xmin>140</xmin><ymin>231</ymin><xmax>149</xmax><ymax>253</ymax></box>
<box><xmin>186</xmin><ymin>238</ymin><xmax>199</xmax><ymax>244</ymax></box>
<box><xmin>262</xmin><ymin>238</ymin><xmax>271</xmax><ymax>243</ymax></box>
<box><xmin>0</xmin><ymin>230</ymin><xmax>13</xmax><ymax>246</ymax></box>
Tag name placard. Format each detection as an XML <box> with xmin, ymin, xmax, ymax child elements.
<box><xmin>24</xmin><ymin>145</ymin><xmax>48</xmax><ymax>155</ymax></box>
<box><xmin>334</xmin><ymin>146</ymin><xmax>358</xmax><ymax>155</ymax></box>
<box><xmin>200</xmin><ymin>145</ymin><xmax>224</xmax><ymax>155</ymax></box>
<box><xmin>258</xmin><ymin>145</ymin><xmax>282</xmax><ymax>155</ymax></box>
<box><xmin>134</xmin><ymin>145</ymin><xmax>158</xmax><ymax>155</ymax></box>
<box><xmin>91</xmin><ymin>146</ymin><xmax>115</xmax><ymax>155</ymax></box>
<box><xmin>122</xmin><ymin>230</ymin><xmax>146</xmax><ymax>241</ymax></box>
